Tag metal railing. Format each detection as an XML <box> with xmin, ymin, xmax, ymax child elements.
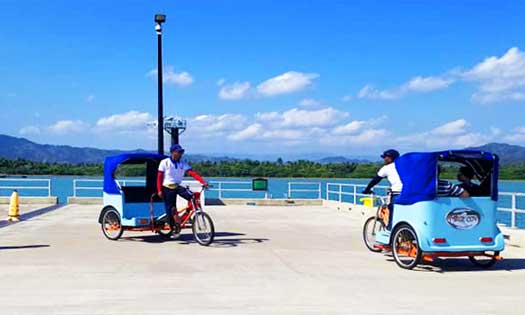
<box><xmin>326</xmin><ymin>182</ymin><xmax>389</xmax><ymax>204</ymax></box>
<box><xmin>208</xmin><ymin>180</ymin><xmax>269</xmax><ymax>199</ymax></box>
<box><xmin>326</xmin><ymin>182</ymin><xmax>525</xmax><ymax>229</ymax></box>
<box><xmin>288</xmin><ymin>181</ymin><xmax>321</xmax><ymax>199</ymax></box>
<box><xmin>72</xmin><ymin>179</ymin><xmax>145</xmax><ymax>197</ymax></box>
<box><xmin>497</xmin><ymin>192</ymin><xmax>525</xmax><ymax>229</ymax></box>
<box><xmin>0</xmin><ymin>178</ymin><xmax>51</xmax><ymax>196</ymax></box>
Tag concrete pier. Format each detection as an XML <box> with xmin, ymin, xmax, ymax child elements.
<box><xmin>0</xmin><ymin>204</ymin><xmax>524</xmax><ymax>314</ymax></box>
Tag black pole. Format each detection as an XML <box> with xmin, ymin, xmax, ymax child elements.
<box><xmin>171</xmin><ymin>127</ymin><xmax>179</xmax><ymax>145</ymax></box>
<box><xmin>157</xmin><ymin>29</ymin><xmax>164</xmax><ymax>154</ymax></box>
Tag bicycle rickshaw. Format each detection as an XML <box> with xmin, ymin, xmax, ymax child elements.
<box><xmin>363</xmin><ymin>150</ymin><xmax>505</xmax><ymax>269</ymax></box>
<box><xmin>97</xmin><ymin>153</ymin><xmax>215</xmax><ymax>246</ymax></box>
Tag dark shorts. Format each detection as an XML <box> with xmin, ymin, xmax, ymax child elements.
<box><xmin>162</xmin><ymin>185</ymin><xmax>193</xmax><ymax>228</ymax></box>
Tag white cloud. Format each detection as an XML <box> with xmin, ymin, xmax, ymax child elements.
<box><xmin>358</xmin><ymin>76</ymin><xmax>453</xmax><ymax>100</ymax></box>
<box><xmin>430</xmin><ymin>119</ymin><xmax>468</xmax><ymax>136</ymax></box>
<box><xmin>229</xmin><ymin>123</ymin><xmax>263</xmax><ymax>141</ymax></box>
<box><xmin>147</xmin><ymin>66</ymin><xmax>193</xmax><ymax>87</ymax></box>
<box><xmin>48</xmin><ymin>120</ymin><xmax>90</xmax><ymax>134</ymax></box>
<box><xmin>19</xmin><ymin>126</ymin><xmax>41</xmax><ymax>135</ymax></box>
<box><xmin>256</xmin><ymin>71</ymin><xmax>319</xmax><ymax>96</ymax></box>
<box><xmin>298</xmin><ymin>98</ymin><xmax>322</xmax><ymax>107</ymax></box>
<box><xmin>189</xmin><ymin>114</ymin><xmax>247</xmax><ymax>135</ymax></box>
<box><xmin>341</xmin><ymin>95</ymin><xmax>352</xmax><ymax>102</ymax></box>
<box><xmin>357</xmin><ymin>47</ymin><xmax>525</xmax><ymax>104</ymax></box>
<box><xmin>463</xmin><ymin>47</ymin><xmax>525</xmax><ymax>103</ymax></box>
<box><xmin>333</xmin><ymin>120</ymin><xmax>366</xmax><ymax>135</ymax></box>
<box><xmin>218</xmin><ymin>81</ymin><xmax>251</xmax><ymax>100</ymax></box>
<box><xmin>396</xmin><ymin>119</ymin><xmax>495</xmax><ymax>149</ymax></box>
<box><xmin>96</xmin><ymin>111</ymin><xmax>153</xmax><ymax>131</ymax></box>
<box><xmin>263</xmin><ymin>107</ymin><xmax>348</xmax><ymax>128</ymax></box>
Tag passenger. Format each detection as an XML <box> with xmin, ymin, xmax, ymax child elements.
<box><xmin>436</xmin><ymin>166</ymin><xmax>469</xmax><ymax>198</ymax></box>
<box><xmin>157</xmin><ymin>144</ymin><xmax>208</xmax><ymax>236</ymax></box>
<box><xmin>457</xmin><ymin>166</ymin><xmax>482</xmax><ymax>196</ymax></box>
<box><xmin>437</xmin><ymin>179</ymin><xmax>469</xmax><ymax>197</ymax></box>
<box><xmin>362</xmin><ymin>149</ymin><xmax>402</xmax><ymax>230</ymax></box>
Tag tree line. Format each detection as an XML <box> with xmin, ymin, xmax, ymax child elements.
<box><xmin>1</xmin><ymin>157</ymin><xmax>524</xmax><ymax>180</ymax></box>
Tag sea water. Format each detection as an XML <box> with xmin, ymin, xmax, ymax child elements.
<box><xmin>1</xmin><ymin>176</ymin><xmax>524</xmax><ymax>228</ymax></box>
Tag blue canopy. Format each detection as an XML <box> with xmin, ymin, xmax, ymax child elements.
<box><xmin>395</xmin><ymin>150</ymin><xmax>498</xmax><ymax>205</ymax></box>
<box><xmin>103</xmin><ymin>153</ymin><xmax>166</xmax><ymax>194</ymax></box>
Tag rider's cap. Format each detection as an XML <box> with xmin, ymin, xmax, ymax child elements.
<box><xmin>170</xmin><ymin>144</ymin><xmax>185</xmax><ymax>153</ymax></box>
<box><xmin>381</xmin><ymin>149</ymin><xmax>400</xmax><ymax>160</ymax></box>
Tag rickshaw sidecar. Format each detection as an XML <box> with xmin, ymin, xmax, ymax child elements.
<box><xmin>98</xmin><ymin>153</ymin><xmax>166</xmax><ymax>239</ymax></box>
<box><xmin>374</xmin><ymin>150</ymin><xmax>504</xmax><ymax>269</ymax></box>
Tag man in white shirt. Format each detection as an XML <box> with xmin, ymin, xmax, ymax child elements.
<box><xmin>362</xmin><ymin>149</ymin><xmax>402</xmax><ymax>230</ymax></box>
<box><xmin>157</xmin><ymin>144</ymin><xmax>208</xmax><ymax>235</ymax></box>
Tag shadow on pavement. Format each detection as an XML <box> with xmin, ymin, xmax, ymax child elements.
<box><xmin>122</xmin><ymin>231</ymin><xmax>269</xmax><ymax>247</ymax></box>
<box><xmin>385</xmin><ymin>257</ymin><xmax>525</xmax><ymax>272</ymax></box>
<box><xmin>0</xmin><ymin>244</ymin><xmax>50</xmax><ymax>251</ymax></box>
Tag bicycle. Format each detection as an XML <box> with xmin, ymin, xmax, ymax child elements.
<box><xmin>152</xmin><ymin>185</ymin><xmax>215</xmax><ymax>246</ymax></box>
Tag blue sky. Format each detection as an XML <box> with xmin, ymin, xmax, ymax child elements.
<box><xmin>1</xmin><ymin>0</ymin><xmax>525</xmax><ymax>158</ymax></box>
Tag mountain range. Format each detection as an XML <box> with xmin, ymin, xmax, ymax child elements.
<box><xmin>1</xmin><ymin>134</ymin><xmax>525</xmax><ymax>165</ymax></box>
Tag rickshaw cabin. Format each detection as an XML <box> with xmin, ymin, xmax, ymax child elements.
<box><xmin>395</xmin><ymin>150</ymin><xmax>498</xmax><ymax>205</ymax></box>
<box><xmin>103</xmin><ymin>153</ymin><xmax>166</xmax><ymax>203</ymax></box>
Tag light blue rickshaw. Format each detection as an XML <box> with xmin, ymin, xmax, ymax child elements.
<box><xmin>97</xmin><ymin>153</ymin><xmax>214</xmax><ymax>246</ymax></box>
<box><xmin>363</xmin><ymin>150</ymin><xmax>504</xmax><ymax>270</ymax></box>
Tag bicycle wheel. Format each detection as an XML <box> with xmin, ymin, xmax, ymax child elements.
<box><xmin>362</xmin><ymin>216</ymin><xmax>385</xmax><ymax>252</ymax></box>
<box><xmin>192</xmin><ymin>212</ymin><xmax>215</xmax><ymax>246</ymax></box>
<box><xmin>101</xmin><ymin>208</ymin><xmax>123</xmax><ymax>240</ymax></box>
<box><xmin>392</xmin><ymin>224</ymin><xmax>421</xmax><ymax>270</ymax></box>
<box><xmin>469</xmin><ymin>251</ymin><xmax>499</xmax><ymax>268</ymax></box>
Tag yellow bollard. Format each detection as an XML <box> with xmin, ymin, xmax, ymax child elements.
<box><xmin>7</xmin><ymin>190</ymin><xmax>20</xmax><ymax>222</ymax></box>
<box><xmin>359</xmin><ymin>197</ymin><xmax>376</xmax><ymax>207</ymax></box>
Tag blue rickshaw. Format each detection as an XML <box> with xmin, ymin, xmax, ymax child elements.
<box><xmin>363</xmin><ymin>150</ymin><xmax>504</xmax><ymax>269</ymax></box>
<box><xmin>97</xmin><ymin>153</ymin><xmax>215</xmax><ymax>246</ymax></box>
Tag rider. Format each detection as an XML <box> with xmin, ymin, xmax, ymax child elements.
<box><xmin>157</xmin><ymin>144</ymin><xmax>208</xmax><ymax>235</ymax></box>
<box><xmin>362</xmin><ymin>149</ymin><xmax>402</xmax><ymax>230</ymax></box>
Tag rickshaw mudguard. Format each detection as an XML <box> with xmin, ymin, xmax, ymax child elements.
<box><xmin>392</xmin><ymin>197</ymin><xmax>505</xmax><ymax>253</ymax></box>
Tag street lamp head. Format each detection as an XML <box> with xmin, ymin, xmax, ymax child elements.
<box><xmin>155</xmin><ymin>14</ymin><xmax>166</xmax><ymax>24</ymax></box>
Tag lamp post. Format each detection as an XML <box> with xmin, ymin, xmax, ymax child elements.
<box><xmin>155</xmin><ymin>13</ymin><xmax>166</xmax><ymax>154</ymax></box>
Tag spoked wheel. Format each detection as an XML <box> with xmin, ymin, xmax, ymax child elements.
<box><xmin>192</xmin><ymin>212</ymin><xmax>215</xmax><ymax>246</ymax></box>
<box><xmin>101</xmin><ymin>208</ymin><xmax>123</xmax><ymax>240</ymax></box>
<box><xmin>469</xmin><ymin>251</ymin><xmax>499</xmax><ymax>268</ymax></box>
<box><xmin>392</xmin><ymin>224</ymin><xmax>421</xmax><ymax>270</ymax></box>
<box><xmin>363</xmin><ymin>216</ymin><xmax>386</xmax><ymax>252</ymax></box>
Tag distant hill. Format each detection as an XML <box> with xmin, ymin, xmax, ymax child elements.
<box><xmin>0</xmin><ymin>134</ymin><xmax>234</xmax><ymax>164</ymax></box>
<box><xmin>466</xmin><ymin>143</ymin><xmax>525</xmax><ymax>164</ymax></box>
<box><xmin>317</xmin><ymin>156</ymin><xmax>370</xmax><ymax>164</ymax></box>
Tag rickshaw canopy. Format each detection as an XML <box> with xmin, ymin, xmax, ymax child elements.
<box><xmin>103</xmin><ymin>153</ymin><xmax>166</xmax><ymax>194</ymax></box>
<box><xmin>395</xmin><ymin>150</ymin><xmax>499</xmax><ymax>205</ymax></box>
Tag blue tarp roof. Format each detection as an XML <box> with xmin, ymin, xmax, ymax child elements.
<box><xmin>103</xmin><ymin>153</ymin><xmax>166</xmax><ymax>194</ymax></box>
<box><xmin>395</xmin><ymin>150</ymin><xmax>498</xmax><ymax>205</ymax></box>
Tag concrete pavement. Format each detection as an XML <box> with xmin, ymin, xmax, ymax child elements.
<box><xmin>0</xmin><ymin>204</ymin><xmax>524</xmax><ymax>314</ymax></box>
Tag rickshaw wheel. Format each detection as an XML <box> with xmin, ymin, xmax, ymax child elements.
<box><xmin>192</xmin><ymin>212</ymin><xmax>215</xmax><ymax>246</ymax></box>
<box><xmin>469</xmin><ymin>251</ymin><xmax>499</xmax><ymax>268</ymax></box>
<box><xmin>101</xmin><ymin>208</ymin><xmax>123</xmax><ymax>241</ymax></box>
<box><xmin>363</xmin><ymin>216</ymin><xmax>386</xmax><ymax>252</ymax></box>
<box><xmin>392</xmin><ymin>224</ymin><xmax>421</xmax><ymax>270</ymax></box>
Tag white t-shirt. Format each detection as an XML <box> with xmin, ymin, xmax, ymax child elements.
<box><xmin>377</xmin><ymin>163</ymin><xmax>403</xmax><ymax>193</ymax></box>
<box><xmin>158</xmin><ymin>158</ymin><xmax>192</xmax><ymax>185</ymax></box>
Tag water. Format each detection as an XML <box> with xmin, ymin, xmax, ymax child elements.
<box><xmin>1</xmin><ymin>176</ymin><xmax>524</xmax><ymax>228</ymax></box>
